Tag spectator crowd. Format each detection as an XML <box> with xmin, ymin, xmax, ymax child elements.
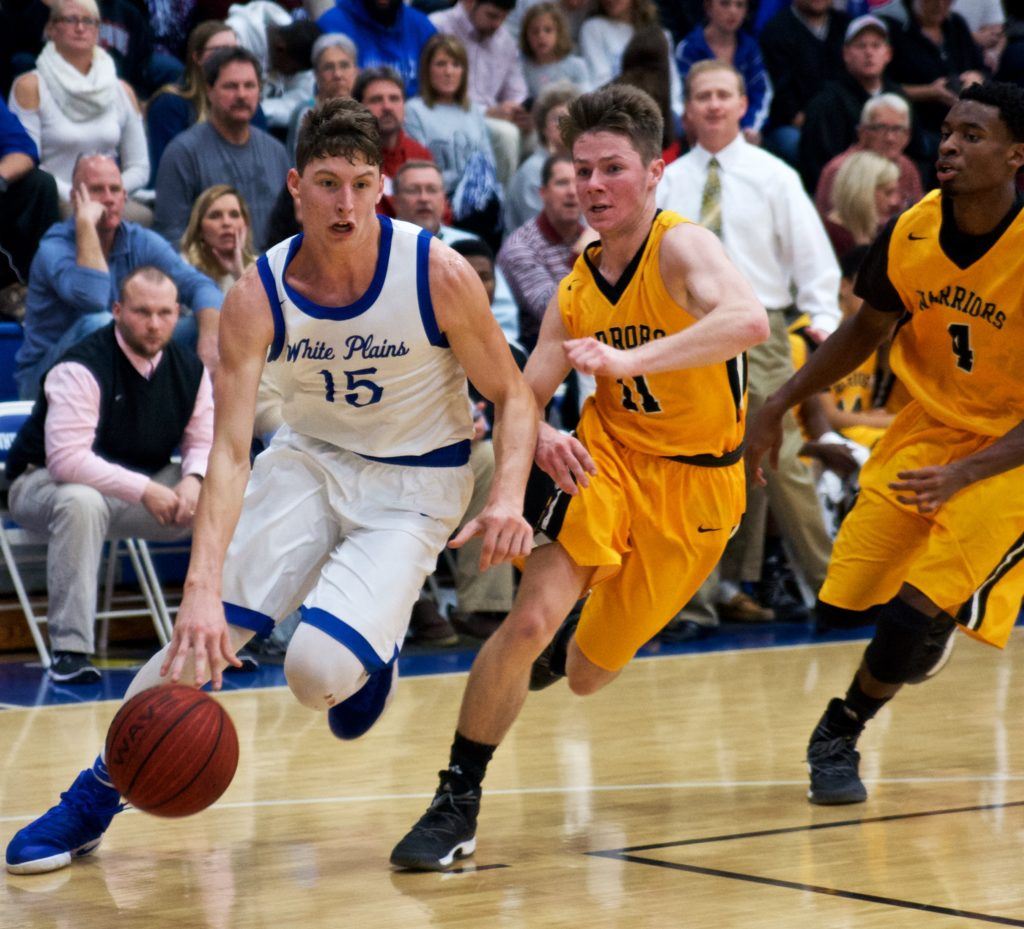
<box><xmin>1</xmin><ymin>0</ymin><xmax>1018</xmax><ymax>678</ymax></box>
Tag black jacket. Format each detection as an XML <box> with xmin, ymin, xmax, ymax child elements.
<box><xmin>760</xmin><ymin>5</ymin><xmax>850</xmax><ymax>127</ymax></box>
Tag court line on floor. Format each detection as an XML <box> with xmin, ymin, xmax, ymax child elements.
<box><xmin>591</xmin><ymin>854</ymin><xmax>1024</xmax><ymax>927</ymax></box>
<box><xmin>4</xmin><ymin>775</ymin><xmax>1024</xmax><ymax>824</ymax></box>
<box><xmin>590</xmin><ymin>800</ymin><xmax>1024</xmax><ymax>927</ymax></box>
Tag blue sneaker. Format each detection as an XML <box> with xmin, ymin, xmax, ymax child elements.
<box><xmin>327</xmin><ymin>662</ymin><xmax>397</xmax><ymax>740</ymax></box>
<box><xmin>6</xmin><ymin>759</ymin><xmax>124</xmax><ymax>874</ymax></box>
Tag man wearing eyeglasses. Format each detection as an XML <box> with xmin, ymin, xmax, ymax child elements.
<box><xmin>798</xmin><ymin>15</ymin><xmax>919</xmax><ymax>193</ymax></box>
<box><xmin>391</xmin><ymin>160</ymin><xmax>519</xmax><ymax>343</ymax></box>
<box><xmin>814</xmin><ymin>94</ymin><xmax>926</xmax><ymax>217</ymax></box>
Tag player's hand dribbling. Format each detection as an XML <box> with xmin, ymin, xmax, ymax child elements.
<box><xmin>563</xmin><ymin>337</ymin><xmax>635</xmax><ymax>378</ymax></box>
<box><xmin>450</xmin><ymin>501</ymin><xmax>533</xmax><ymax>572</ymax></box>
<box><xmin>535</xmin><ymin>421</ymin><xmax>597</xmax><ymax>495</ymax></box>
<box><xmin>745</xmin><ymin>399</ymin><xmax>786</xmax><ymax>486</ymax></box>
<box><xmin>161</xmin><ymin>587</ymin><xmax>242</xmax><ymax>690</ymax></box>
<box><xmin>890</xmin><ymin>463</ymin><xmax>970</xmax><ymax>513</ymax></box>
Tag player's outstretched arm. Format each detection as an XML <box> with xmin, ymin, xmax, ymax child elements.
<box><xmin>746</xmin><ymin>300</ymin><xmax>895</xmax><ymax>483</ymax></box>
<box><xmin>431</xmin><ymin>243</ymin><xmax>538</xmax><ymax>572</ymax></box>
<box><xmin>162</xmin><ymin>268</ymin><xmax>274</xmax><ymax>689</ymax></box>
<box><xmin>524</xmin><ymin>294</ymin><xmax>597</xmax><ymax>495</ymax></box>
<box><xmin>562</xmin><ymin>223</ymin><xmax>769</xmax><ymax>379</ymax></box>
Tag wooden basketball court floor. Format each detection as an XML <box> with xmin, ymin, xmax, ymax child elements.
<box><xmin>2</xmin><ymin>631</ymin><xmax>1024</xmax><ymax>929</ymax></box>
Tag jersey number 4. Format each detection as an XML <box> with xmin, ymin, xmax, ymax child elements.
<box><xmin>319</xmin><ymin>367</ymin><xmax>384</xmax><ymax>407</ymax></box>
<box><xmin>947</xmin><ymin>323</ymin><xmax>974</xmax><ymax>373</ymax></box>
<box><xmin>616</xmin><ymin>376</ymin><xmax>662</xmax><ymax>413</ymax></box>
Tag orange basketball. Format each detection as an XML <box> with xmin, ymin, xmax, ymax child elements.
<box><xmin>104</xmin><ymin>685</ymin><xmax>239</xmax><ymax>817</ymax></box>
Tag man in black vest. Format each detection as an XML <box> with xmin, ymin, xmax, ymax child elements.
<box><xmin>5</xmin><ymin>266</ymin><xmax>213</xmax><ymax>685</ymax></box>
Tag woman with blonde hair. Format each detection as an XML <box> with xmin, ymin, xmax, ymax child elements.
<box><xmin>8</xmin><ymin>0</ymin><xmax>148</xmax><ymax>209</ymax></box>
<box><xmin>180</xmin><ymin>185</ymin><xmax>256</xmax><ymax>292</ymax></box>
<box><xmin>825</xmin><ymin>150</ymin><xmax>903</xmax><ymax>259</ymax></box>
<box><xmin>404</xmin><ymin>33</ymin><xmax>500</xmax><ymax>229</ymax></box>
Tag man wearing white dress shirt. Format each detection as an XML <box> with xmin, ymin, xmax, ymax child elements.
<box><xmin>658</xmin><ymin>59</ymin><xmax>838</xmax><ymax>617</ymax></box>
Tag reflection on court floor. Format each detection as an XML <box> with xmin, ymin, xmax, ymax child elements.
<box><xmin>2</xmin><ymin>625</ymin><xmax>1023</xmax><ymax>929</ymax></box>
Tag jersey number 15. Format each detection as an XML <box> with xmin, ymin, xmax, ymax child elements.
<box><xmin>319</xmin><ymin>367</ymin><xmax>384</xmax><ymax>407</ymax></box>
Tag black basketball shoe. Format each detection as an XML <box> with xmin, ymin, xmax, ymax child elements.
<box><xmin>806</xmin><ymin>699</ymin><xmax>868</xmax><ymax>805</ymax></box>
<box><xmin>390</xmin><ymin>772</ymin><xmax>480</xmax><ymax>871</ymax></box>
<box><xmin>529</xmin><ymin>616</ymin><xmax>579</xmax><ymax>691</ymax></box>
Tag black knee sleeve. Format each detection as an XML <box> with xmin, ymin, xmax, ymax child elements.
<box><xmin>863</xmin><ymin>597</ymin><xmax>955</xmax><ymax>685</ymax></box>
<box><xmin>815</xmin><ymin>599</ymin><xmax>877</xmax><ymax>631</ymax></box>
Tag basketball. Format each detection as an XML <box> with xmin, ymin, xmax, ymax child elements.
<box><xmin>104</xmin><ymin>685</ymin><xmax>239</xmax><ymax>818</ymax></box>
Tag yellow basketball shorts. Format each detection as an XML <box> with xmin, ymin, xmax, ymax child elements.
<box><xmin>820</xmin><ymin>400</ymin><xmax>1024</xmax><ymax>648</ymax></box>
<box><xmin>536</xmin><ymin>413</ymin><xmax>746</xmax><ymax>671</ymax></box>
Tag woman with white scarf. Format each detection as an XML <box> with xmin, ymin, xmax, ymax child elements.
<box><xmin>8</xmin><ymin>0</ymin><xmax>149</xmax><ymax>211</ymax></box>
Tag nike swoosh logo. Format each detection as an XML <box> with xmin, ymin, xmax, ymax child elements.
<box><xmin>908</xmin><ymin>233</ymin><xmax>927</xmax><ymax>240</ymax></box>
<box><xmin>697</xmin><ymin>526</ymin><xmax>722</xmax><ymax>533</ymax></box>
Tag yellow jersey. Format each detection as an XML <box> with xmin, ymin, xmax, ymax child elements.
<box><xmin>863</xmin><ymin>190</ymin><xmax>1024</xmax><ymax>437</ymax></box>
<box><xmin>788</xmin><ymin>312</ymin><xmax>884</xmax><ymax>448</ymax></box>
<box><xmin>558</xmin><ymin>210</ymin><xmax>746</xmax><ymax>459</ymax></box>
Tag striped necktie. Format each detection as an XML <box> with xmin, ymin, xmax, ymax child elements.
<box><xmin>700</xmin><ymin>156</ymin><xmax>722</xmax><ymax>239</ymax></box>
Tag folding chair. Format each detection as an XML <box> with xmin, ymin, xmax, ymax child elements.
<box><xmin>0</xmin><ymin>400</ymin><xmax>174</xmax><ymax>668</ymax></box>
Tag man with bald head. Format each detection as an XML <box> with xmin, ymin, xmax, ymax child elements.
<box><xmin>16</xmin><ymin>154</ymin><xmax>222</xmax><ymax>399</ymax></box>
<box><xmin>6</xmin><ymin>266</ymin><xmax>213</xmax><ymax>684</ymax></box>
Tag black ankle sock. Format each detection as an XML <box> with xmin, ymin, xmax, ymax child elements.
<box><xmin>840</xmin><ymin>677</ymin><xmax>890</xmax><ymax>730</ymax></box>
<box><xmin>447</xmin><ymin>732</ymin><xmax>496</xmax><ymax>793</ymax></box>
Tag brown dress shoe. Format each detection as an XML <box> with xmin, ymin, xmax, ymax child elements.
<box><xmin>450</xmin><ymin>611</ymin><xmax>504</xmax><ymax>640</ymax></box>
<box><xmin>716</xmin><ymin>592</ymin><xmax>776</xmax><ymax>623</ymax></box>
<box><xmin>408</xmin><ymin>600</ymin><xmax>459</xmax><ymax>646</ymax></box>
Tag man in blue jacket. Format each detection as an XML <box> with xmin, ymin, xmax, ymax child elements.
<box><xmin>16</xmin><ymin>154</ymin><xmax>222</xmax><ymax>400</ymax></box>
<box><xmin>317</xmin><ymin>0</ymin><xmax>436</xmax><ymax>97</ymax></box>
<box><xmin>0</xmin><ymin>100</ymin><xmax>58</xmax><ymax>295</ymax></box>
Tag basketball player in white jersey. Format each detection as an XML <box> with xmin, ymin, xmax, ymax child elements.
<box><xmin>6</xmin><ymin>97</ymin><xmax>537</xmax><ymax>875</ymax></box>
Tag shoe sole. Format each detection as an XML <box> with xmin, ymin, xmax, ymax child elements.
<box><xmin>807</xmin><ymin>787</ymin><xmax>867</xmax><ymax>805</ymax></box>
<box><xmin>47</xmin><ymin>671</ymin><xmax>101</xmax><ymax>685</ymax></box>
<box><xmin>6</xmin><ymin>838</ymin><xmax>101</xmax><ymax>875</ymax></box>
<box><xmin>390</xmin><ymin>836</ymin><xmax>477</xmax><ymax>872</ymax></box>
<box><xmin>408</xmin><ymin>634</ymin><xmax>459</xmax><ymax>647</ymax></box>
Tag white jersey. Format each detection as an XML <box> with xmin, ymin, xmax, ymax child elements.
<box><xmin>257</xmin><ymin>216</ymin><xmax>474</xmax><ymax>463</ymax></box>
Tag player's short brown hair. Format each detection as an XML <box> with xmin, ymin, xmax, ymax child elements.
<box><xmin>559</xmin><ymin>84</ymin><xmax>663</xmax><ymax>165</ymax></box>
<box><xmin>295</xmin><ymin>97</ymin><xmax>383</xmax><ymax>174</ymax></box>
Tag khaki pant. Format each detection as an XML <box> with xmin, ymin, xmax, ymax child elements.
<box><xmin>9</xmin><ymin>464</ymin><xmax>190</xmax><ymax>654</ymax></box>
<box><xmin>676</xmin><ymin>312</ymin><xmax>833</xmax><ymax>625</ymax></box>
<box><xmin>723</xmin><ymin>311</ymin><xmax>832</xmax><ymax>590</ymax></box>
<box><xmin>455</xmin><ymin>440</ymin><xmax>515</xmax><ymax>613</ymax></box>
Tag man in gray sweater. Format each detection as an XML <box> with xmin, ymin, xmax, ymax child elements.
<box><xmin>155</xmin><ymin>47</ymin><xmax>291</xmax><ymax>251</ymax></box>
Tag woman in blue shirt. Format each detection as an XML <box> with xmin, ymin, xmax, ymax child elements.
<box><xmin>675</xmin><ymin>0</ymin><xmax>773</xmax><ymax>142</ymax></box>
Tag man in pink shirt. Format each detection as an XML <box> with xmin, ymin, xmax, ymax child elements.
<box><xmin>5</xmin><ymin>266</ymin><xmax>214</xmax><ymax>685</ymax></box>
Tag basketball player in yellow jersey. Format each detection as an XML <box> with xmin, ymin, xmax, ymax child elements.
<box><xmin>747</xmin><ymin>81</ymin><xmax>1024</xmax><ymax>807</ymax></box>
<box><xmin>391</xmin><ymin>85</ymin><xmax>769</xmax><ymax>871</ymax></box>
